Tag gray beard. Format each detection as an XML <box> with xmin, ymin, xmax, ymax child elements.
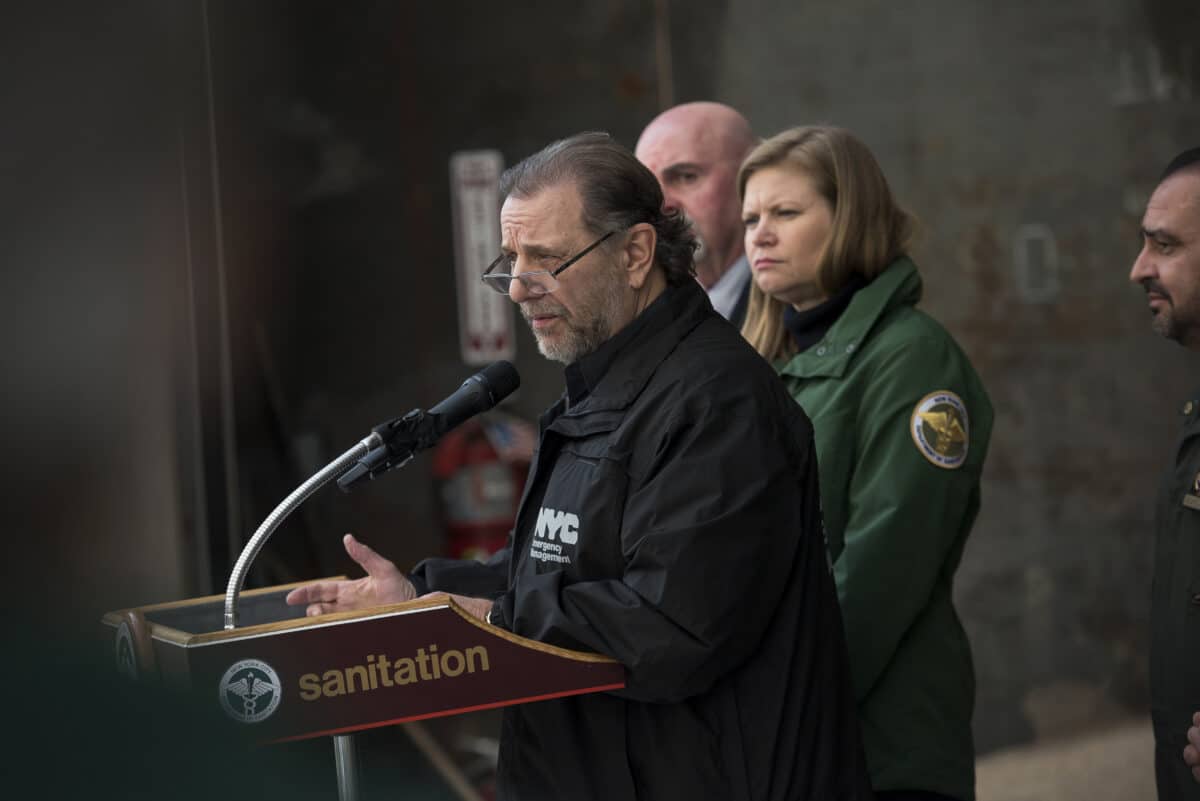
<box><xmin>525</xmin><ymin>267</ymin><xmax>628</xmax><ymax>365</ymax></box>
<box><xmin>534</xmin><ymin>316</ymin><xmax>609</xmax><ymax>364</ymax></box>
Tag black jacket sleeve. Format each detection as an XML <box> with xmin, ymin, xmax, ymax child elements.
<box><xmin>408</xmin><ymin>543</ymin><xmax>511</xmax><ymax>599</ymax></box>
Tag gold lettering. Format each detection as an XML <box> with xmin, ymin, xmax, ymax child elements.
<box><xmin>429</xmin><ymin>645</ymin><xmax>441</xmax><ymax>679</ymax></box>
<box><xmin>299</xmin><ymin>672</ymin><xmax>321</xmax><ymax>701</ymax></box>
<box><xmin>321</xmin><ymin>669</ymin><xmax>346</xmax><ymax>697</ymax></box>
<box><xmin>441</xmin><ymin>649</ymin><xmax>465</xmax><ymax>677</ymax></box>
<box><xmin>465</xmin><ymin>646</ymin><xmax>489</xmax><ymax>673</ymax></box>
<box><xmin>366</xmin><ymin>655</ymin><xmax>380</xmax><ymax>690</ymax></box>
<box><xmin>346</xmin><ymin>665</ymin><xmax>370</xmax><ymax>693</ymax></box>
<box><xmin>415</xmin><ymin>648</ymin><xmax>433</xmax><ymax>680</ymax></box>
<box><xmin>300</xmin><ymin>646</ymin><xmax>491</xmax><ymax>700</ymax></box>
<box><xmin>393</xmin><ymin>657</ymin><xmax>418</xmax><ymax>685</ymax></box>
<box><xmin>378</xmin><ymin>654</ymin><xmax>394</xmax><ymax>687</ymax></box>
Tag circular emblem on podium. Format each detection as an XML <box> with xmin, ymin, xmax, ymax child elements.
<box><xmin>115</xmin><ymin>621</ymin><xmax>137</xmax><ymax>680</ymax></box>
<box><xmin>219</xmin><ymin>659</ymin><xmax>282</xmax><ymax>724</ymax></box>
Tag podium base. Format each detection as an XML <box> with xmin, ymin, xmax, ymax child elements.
<box><xmin>334</xmin><ymin>734</ymin><xmax>359</xmax><ymax>801</ymax></box>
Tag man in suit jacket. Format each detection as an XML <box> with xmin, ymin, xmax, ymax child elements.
<box><xmin>637</xmin><ymin>102</ymin><xmax>754</xmax><ymax>328</ymax></box>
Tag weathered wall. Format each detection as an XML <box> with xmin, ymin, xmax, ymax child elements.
<box><xmin>710</xmin><ymin>0</ymin><xmax>1200</xmax><ymax>750</ymax></box>
<box><xmin>3</xmin><ymin>2</ymin><xmax>198</xmax><ymax>621</ymax></box>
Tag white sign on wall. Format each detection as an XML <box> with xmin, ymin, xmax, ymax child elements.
<box><xmin>450</xmin><ymin>150</ymin><xmax>515</xmax><ymax>365</ymax></box>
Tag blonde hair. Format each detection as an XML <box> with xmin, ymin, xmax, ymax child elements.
<box><xmin>737</xmin><ymin>126</ymin><xmax>914</xmax><ymax>362</ymax></box>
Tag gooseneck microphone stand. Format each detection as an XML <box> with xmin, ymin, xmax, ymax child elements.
<box><xmin>221</xmin><ymin>410</ymin><xmax>439</xmax><ymax>801</ymax></box>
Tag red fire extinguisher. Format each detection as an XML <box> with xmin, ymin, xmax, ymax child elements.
<box><xmin>431</xmin><ymin>412</ymin><xmax>534</xmax><ymax>561</ymax></box>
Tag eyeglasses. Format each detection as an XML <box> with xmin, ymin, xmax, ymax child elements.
<box><xmin>481</xmin><ymin>231</ymin><xmax>615</xmax><ymax>297</ymax></box>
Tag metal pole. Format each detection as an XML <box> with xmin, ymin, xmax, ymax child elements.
<box><xmin>223</xmin><ymin>433</ymin><xmax>380</xmax><ymax>630</ymax></box>
<box><xmin>334</xmin><ymin>734</ymin><xmax>361</xmax><ymax>801</ymax></box>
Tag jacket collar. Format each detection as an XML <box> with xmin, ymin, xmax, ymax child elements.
<box><xmin>557</xmin><ymin>280</ymin><xmax>713</xmax><ymax>419</ymax></box>
<box><xmin>779</xmin><ymin>256</ymin><xmax>922</xmax><ymax>380</ymax></box>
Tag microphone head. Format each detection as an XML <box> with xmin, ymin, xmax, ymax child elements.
<box><xmin>427</xmin><ymin>361</ymin><xmax>522</xmax><ymax>436</ymax></box>
<box><xmin>478</xmin><ymin>360</ymin><xmax>520</xmax><ymax>405</ymax></box>
<box><xmin>343</xmin><ymin>361</ymin><xmax>524</xmax><ymax>492</ymax></box>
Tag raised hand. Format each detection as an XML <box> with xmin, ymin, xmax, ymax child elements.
<box><xmin>285</xmin><ymin>534</ymin><xmax>416</xmax><ymax>617</ymax></box>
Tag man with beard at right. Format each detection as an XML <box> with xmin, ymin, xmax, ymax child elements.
<box><xmin>1130</xmin><ymin>146</ymin><xmax>1200</xmax><ymax>800</ymax></box>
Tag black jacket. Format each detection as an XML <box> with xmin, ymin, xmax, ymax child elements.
<box><xmin>1150</xmin><ymin>386</ymin><xmax>1200</xmax><ymax>801</ymax></box>
<box><xmin>412</xmin><ymin>281</ymin><xmax>870</xmax><ymax>801</ymax></box>
<box><xmin>728</xmin><ymin>274</ymin><xmax>750</xmax><ymax>330</ymax></box>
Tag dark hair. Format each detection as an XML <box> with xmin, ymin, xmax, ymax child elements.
<box><xmin>500</xmin><ymin>132</ymin><xmax>697</xmax><ymax>286</ymax></box>
<box><xmin>1161</xmin><ymin>147</ymin><xmax>1200</xmax><ymax>181</ymax></box>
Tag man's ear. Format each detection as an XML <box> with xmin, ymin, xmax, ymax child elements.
<box><xmin>623</xmin><ymin>223</ymin><xmax>658</xmax><ymax>290</ymax></box>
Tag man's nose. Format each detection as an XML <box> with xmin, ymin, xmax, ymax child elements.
<box><xmin>661</xmin><ymin>189</ymin><xmax>682</xmax><ymax>216</ymax></box>
<box><xmin>1129</xmin><ymin>245</ymin><xmax>1153</xmax><ymax>285</ymax></box>
<box><xmin>508</xmin><ymin>275</ymin><xmax>531</xmax><ymax>303</ymax></box>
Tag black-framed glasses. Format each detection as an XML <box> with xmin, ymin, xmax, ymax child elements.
<box><xmin>481</xmin><ymin>231</ymin><xmax>616</xmax><ymax>297</ymax></box>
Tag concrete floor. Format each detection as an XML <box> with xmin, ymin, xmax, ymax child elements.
<box><xmin>977</xmin><ymin>718</ymin><xmax>1156</xmax><ymax>801</ymax></box>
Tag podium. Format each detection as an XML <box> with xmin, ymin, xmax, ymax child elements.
<box><xmin>102</xmin><ymin>582</ymin><xmax>624</xmax><ymax>746</ymax></box>
<box><xmin>99</xmin><ymin>391</ymin><xmax>616</xmax><ymax>797</ymax></box>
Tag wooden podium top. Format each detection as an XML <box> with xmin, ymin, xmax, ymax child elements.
<box><xmin>103</xmin><ymin>582</ymin><xmax>625</xmax><ymax>743</ymax></box>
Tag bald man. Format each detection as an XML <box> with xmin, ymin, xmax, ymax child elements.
<box><xmin>636</xmin><ymin>102</ymin><xmax>756</xmax><ymax>327</ymax></box>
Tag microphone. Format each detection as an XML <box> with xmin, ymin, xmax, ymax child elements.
<box><xmin>337</xmin><ymin>361</ymin><xmax>520</xmax><ymax>491</ymax></box>
<box><xmin>427</xmin><ymin>360</ymin><xmax>521</xmax><ymax>438</ymax></box>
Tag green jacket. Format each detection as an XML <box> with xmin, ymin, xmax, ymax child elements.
<box><xmin>776</xmin><ymin>257</ymin><xmax>993</xmax><ymax>800</ymax></box>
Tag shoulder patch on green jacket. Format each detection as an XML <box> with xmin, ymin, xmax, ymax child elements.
<box><xmin>910</xmin><ymin>390</ymin><xmax>969</xmax><ymax>469</ymax></box>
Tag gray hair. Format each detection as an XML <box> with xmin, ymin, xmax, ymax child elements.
<box><xmin>500</xmin><ymin>132</ymin><xmax>697</xmax><ymax>286</ymax></box>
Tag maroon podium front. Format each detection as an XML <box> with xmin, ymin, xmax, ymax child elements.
<box><xmin>102</xmin><ymin>581</ymin><xmax>625</xmax><ymax>743</ymax></box>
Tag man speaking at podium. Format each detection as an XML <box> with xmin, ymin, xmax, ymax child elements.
<box><xmin>287</xmin><ymin>132</ymin><xmax>870</xmax><ymax>801</ymax></box>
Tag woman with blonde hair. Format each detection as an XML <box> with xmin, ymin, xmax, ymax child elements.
<box><xmin>740</xmin><ymin>125</ymin><xmax>993</xmax><ymax>801</ymax></box>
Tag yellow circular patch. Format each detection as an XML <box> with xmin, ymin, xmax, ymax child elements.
<box><xmin>911</xmin><ymin>391</ymin><xmax>969</xmax><ymax>469</ymax></box>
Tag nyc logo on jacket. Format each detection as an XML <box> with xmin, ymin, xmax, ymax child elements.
<box><xmin>530</xmin><ymin>506</ymin><xmax>578</xmax><ymax>565</ymax></box>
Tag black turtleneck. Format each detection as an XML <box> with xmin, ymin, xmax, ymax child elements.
<box><xmin>783</xmin><ymin>273</ymin><xmax>868</xmax><ymax>352</ymax></box>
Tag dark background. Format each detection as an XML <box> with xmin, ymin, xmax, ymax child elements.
<box><xmin>2</xmin><ymin>0</ymin><xmax>1198</xmax><ymax>794</ymax></box>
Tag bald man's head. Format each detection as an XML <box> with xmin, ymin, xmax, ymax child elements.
<box><xmin>636</xmin><ymin>103</ymin><xmax>755</xmax><ymax>289</ymax></box>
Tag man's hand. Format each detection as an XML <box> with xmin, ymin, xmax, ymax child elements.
<box><xmin>285</xmin><ymin>534</ymin><xmax>416</xmax><ymax>616</ymax></box>
<box><xmin>1185</xmin><ymin>710</ymin><xmax>1200</xmax><ymax>784</ymax></box>
<box><xmin>419</xmin><ymin>591</ymin><xmax>494</xmax><ymax>623</ymax></box>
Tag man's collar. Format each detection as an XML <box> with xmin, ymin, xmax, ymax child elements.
<box><xmin>706</xmin><ymin>255</ymin><xmax>750</xmax><ymax>321</ymax></box>
<box><xmin>564</xmin><ymin>290</ymin><xmax>666</xmax><ymax>407</ymax></box>
<box><xmin>563</xmin><ymin>281</ymin><xmax>711</xmax><ymax>410</ymax></box>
